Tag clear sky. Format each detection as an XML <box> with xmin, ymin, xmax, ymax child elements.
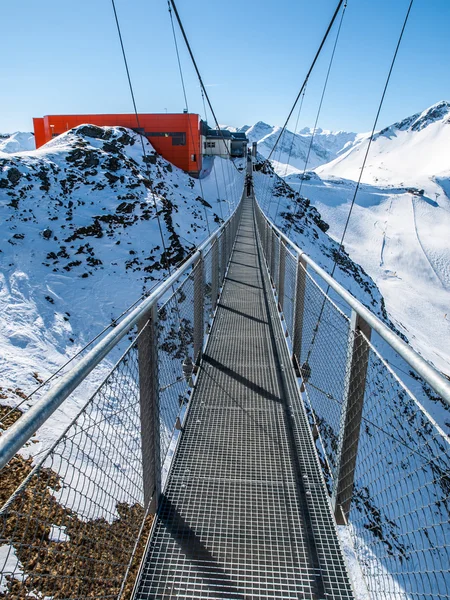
<box><xmin>1</xmin><ymin>0</ymin><xmax>450</xmax><ymax>135</ymax></box>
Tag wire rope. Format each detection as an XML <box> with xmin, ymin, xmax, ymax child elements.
<box><xmin>287</xmin><ymin>2</ymin><xmax>347</xmax><ymax>232</ymax></box>
<box><xmin>167</xmin><ymin>0</ymin><xmax>241</xmax><ymax>173</ymax></box>
<box><xmin>266</xmin><ymin>0</ymin><xmax>345</xmax><ymax>163</ymax></box>
<box><xmin>168</xmin><ymin>1</ymin><xmax>211</xmax><ymax>235</ymax></box>
<box><xmin>303</xmin><ymin>0</ymin><xmax>415</xmax><ymax>367</ymax></box>
<box><xmin>111</xmin><ymin>0</ymin><xmax>171</xmax><ymax>270</ymax></box>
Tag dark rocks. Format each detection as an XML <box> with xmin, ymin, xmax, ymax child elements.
<box><xmin>104</xmin><ymin>172</ymin><xmax>119</xmax><ymax>185</ymax></box>
<box><xmin>7</xmin><ymin>168</ymin><xmax>22</xmax><ymax>185</ymax></box>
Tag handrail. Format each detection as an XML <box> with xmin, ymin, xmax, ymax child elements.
<box><xmin>254</xmin><ymin>196</ymin><xmax>450</xmax><ymax>408</ymax></box>
<box><xmin>0</xmin><ymin>200</ymin><xmax>242</xmax><ymax>470</ymax></box>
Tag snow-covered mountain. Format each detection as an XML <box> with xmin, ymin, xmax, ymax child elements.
<box><xmin>0</xmin><ymin>132</ymin><xmax>35</xmax><ymax>154</ymax></box>
<box><xmin>316</xmin><ymin>100</ymin><xmax>450</xmax><ymax>192</ymax></box>
<box><xmin>245</xmin><ymin>121</ymin><xmax>359</xmax><ymax>175</ymax></box>
<box><xmin>0</xmin><ymin>125</ymin><xmax>243</xmax><ymax>447</ymax></box>
<box><xmin>287</xmin><ymin>101</ymin><xmax>450</xmax><ymax>374</ymax></box>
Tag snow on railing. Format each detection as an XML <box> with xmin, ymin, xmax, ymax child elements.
<box><xmin>0</xmin><ymin>195</ymin><xmax>244</xmax><ymax>599</ymax></box>
<box><xmin>254</xmin><ymin>196</ymin><xmax>450</xmax><ymax>600</ymax></box>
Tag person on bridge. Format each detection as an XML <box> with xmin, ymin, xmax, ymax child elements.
<box><xmin>246</xmin><ymin>175</ymin><xmax>253</xmax><ymax>197</ymax></box>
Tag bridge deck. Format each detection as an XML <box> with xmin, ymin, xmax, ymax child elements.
<box><xmin>133</xmin><ymin>196</ymin><xmax>355</xmax><ymax>599</ymax></box>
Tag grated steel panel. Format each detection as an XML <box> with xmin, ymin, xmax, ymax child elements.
<box><xmin>133</xmin><ymin>196</ymin><xmax>355</xmax><ymax>599</ymax></box>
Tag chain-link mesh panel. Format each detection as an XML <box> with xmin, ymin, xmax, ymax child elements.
<box><xmin>202</xmin><ymin>243</ymin><xmax>213</xmax><ymax>335</ymax></box>
<box><xmin>345</xmin><ymin>341</ymin><xmax>450</xmax><ymax>599</ymax></box>
<box><xmin>299</xmin><ymin>267</ymin><xmax>351</xmax><ymax>482</ymax></box>
<box><xmin>283</xmin><ymin>248</ymin><xmax>297</xmax><ymax>340</ymax></box>
<box><xmin>157</xmin><ymin>276</ymin><xmax>195</xmax><ymax>461</ymax></box>
<box><xmin>0</xmin><ymin>338</ymin><xmax>151</xmax><ymax>599</ymax></box>
<box><xmin>271</xmin><ymin>231</ymin><xmax>280</xmax><ymax>290</ymax></box>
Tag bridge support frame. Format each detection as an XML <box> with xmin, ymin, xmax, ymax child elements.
<box><xmin>211</xmin><ymin>236</ymin><xmax>219</xmax><ymax>312</ymax></box>
<box><xmin>333</xmin><ymin>310</ymin><xmax>372</xmax><ymax>525</ymax></box>
<box><xmin>138</xmin><ymin>304</ymin><xmax>161</xmax><ymax>513</ymax></box>
<box><xmin>270</xmin><ymin>229</ymin><xmax>277</xmax><ymax>285</ymax></box>
<box><xmin>193</xmin><ymin>253</ymin><xmax>204</xmax><ymax>365</ymax></box>
<box><xmin>292</xmin><ymin>255</ymin><xmax>307</xmax><ymax>372</ymax></box>
<box><xmin>220</xmin><ymin>228</ymin><xmax>227</xmax><ymax>284</ymax></box>
<box><xmin>278</xmin><ymin>240</ymin><xmax>286</xmax><ymax>311</ymax></box>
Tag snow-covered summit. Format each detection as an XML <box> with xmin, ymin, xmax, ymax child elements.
<box><xmin>0</xmin><ymin>132</ymin><xmax>36</xmax><ymax>153</ymax></box>
<box><xmin>376</xmin><ymin>100</ymin><xmax>450</xmax><ymax>138</ymax></box>
<box><xmin>317</xmin><ymin>100</ymin><xmax>450</xmax><ymax>191</ymax></box>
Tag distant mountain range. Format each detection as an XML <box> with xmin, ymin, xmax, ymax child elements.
<box><xmin>233</xmin><ymin>121</ymin><xmax>362</xmax><ymax>174</ymax></box>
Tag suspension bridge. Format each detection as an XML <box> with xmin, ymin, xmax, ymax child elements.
<box><xmin>1</xmin><ymin>157</ymin><xmax>449</xmax><ymax>598</ymax></box>
<box><xmin>1</xmin><ymin>0</ymin><xmax>450</xmax><ymax>598</ymax></box>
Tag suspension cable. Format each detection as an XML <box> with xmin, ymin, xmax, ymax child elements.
<box><xmin>273</xmin><ymin>86</ymin><xmax>308</xmax><ymax>222</ymax></box>
<box><xmin>111</xmin><ymin>0</ymin><xmax>172</xmax><ymax>269</ymax></box>
<box><xmin>266</xmin><ymin>0</ymin><xmax>345</xmax><ymax>163</ymax></box>
<box><xmin>287</xmin><ymin>1</ymin><xmax>347</xmax><ymax>231</ymax></box>
<box><xmin>167</xmin><ymin>0</ymin><xmax>241</xmax><ymax>173</ymax></box>
<box><xmin>167</xmin><ymin>1</ymin><xmax>211</xmax><ymax>235</ymax></box>
<box><xmin>303</xmin><ymin>0</ymin><xmax>415</xmax><ymax>367</ymax></box>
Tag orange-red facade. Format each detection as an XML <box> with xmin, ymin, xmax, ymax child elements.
<box><xmin>33</xmin><ymin>113</ymin><xmax>202</xmax><ymax>173</ymax></box>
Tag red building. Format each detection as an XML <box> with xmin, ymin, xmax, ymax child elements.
<box><xmin>33</xmin><ymin>113</ymin><xmax>202</xmax><ymax>174</ymax></box>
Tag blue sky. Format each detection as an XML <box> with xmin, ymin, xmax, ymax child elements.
<box><xmin>1</xmin><ymin>0</ymin><xmax>449</xmax><ymax>134</ymax></box>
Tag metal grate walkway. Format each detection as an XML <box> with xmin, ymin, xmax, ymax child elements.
<box><xmin>133</xmin><ymin>195</ymin><xmax>355</xmax><ymax>599</ymax></box>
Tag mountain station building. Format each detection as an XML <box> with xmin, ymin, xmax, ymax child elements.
<box><xmin>33</xmin><ymin>113</ymin><xmax>248</xmax><ymax>176</ymax></box>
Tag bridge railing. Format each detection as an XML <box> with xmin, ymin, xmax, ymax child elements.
<box><xmin>0</xmin><ymin>197</ymin><xmax>243</xmax><ymax>599</ymax></box>
<box><xmin>254</xmin><ymin>197</ymin><xmax>450</xmax><ymax>600</ymax></box>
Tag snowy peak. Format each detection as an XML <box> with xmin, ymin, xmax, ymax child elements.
<box><xmin>317</xmin><ymin>100</ymin><xmax>450</xmax><ymax>193</ymax></box>
<box><xmin>376</xmin><ymin>100</ymin><xmax>450</xmax><ymax>140</ymax></box>
<box><xmin>407</xmin><ymin>100</ymin><xmax>450</xmax><ymax>132</ymax></box>
<box><xmin>245</xmin><ymin>121</ymin><xmax>277</xmax><ymax>143</ymax></box>
<box><xmin>0</xmin><ymin>132</ymin><xmax>36</xmax><ymax>153</ymax></box>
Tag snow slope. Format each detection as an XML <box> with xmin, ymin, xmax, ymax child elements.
<box><xmin>285</xmin><ymin>174</ymin><xmax>450</xmax><ymax>375</ymax></box>
<box><xmin>0</xmin><ymin>132</ymin><xmax>36</xmax><ymax>153</ymax></box>
<box><xmin>286</xmin><ymin>101</ymin><xmax>450</xmax><ymax>374</ymax></box>
<box><xmin>0</xmin><ymin>125</ymin><xmax>244</xmax><ymax>451</ymax></box>
<box><xmin>245</xmin><ymin>121</ymin><xmax>358</xmax><ymax>175</ymax></box>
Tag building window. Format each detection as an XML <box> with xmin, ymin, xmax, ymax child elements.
<box><xmin>142</xmin><ymin>131</ymin><xmax>186</xmax><ymax>146</ymax></box>
<box><xmin>172</xmin><ymin>133</ymin><xmax>186</xmax><ymax>146</ymax></box>
<box><xmin>206</xmin><ymin>142</ymin><xmax>216</xmax><ymax>148</ymax></box>
<box><xmin>191</xmin><ymin>154</ymin><xmax>196</xmax><ymax>162</ymax></box>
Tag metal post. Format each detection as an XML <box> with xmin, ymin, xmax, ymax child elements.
<box><xmin>225</xmin><ymin>223</ymin><xmax>231</xmax><ymax>265</ymax></box>
<box><xmin>265</xmin><ymin>221</ymin><xmax>271</xmax><ymax>267</ymax></box>
<box><xmin>220</xmin><ymin>229</ymin><xmax>227</xmax><ymax>284</ymax></box>
<box><xmin>278</xmin><ymin>240</ymin><xmax>286</xmax><ymax>311</ymax></box>
<box><xmin>193</xmin><ymin>253</ymin><xmax>204</xmax><ymax>364</ymax></box>
<box><xmin>211</xmin><ymin>236</ymin><xmax>219</xmax><ymax>311</ymax></box>
<box><xmin>270</xmin><ymin>229</ymin><xmax>277</xmax><ymax>283</ymax></box>
<box><xmin>292</xmin><ymin>255</ymin><xmax>307</xmax><ymax>369</ymax></box>
<box><xmin>333</xmin><ymin>310</ymin><xmax>372</xmax><ymax>525</ymax></box>
<box><xmin>138</xmin><ymin>305</ymin><xmax>160</xmax><ymax>513</ymax></box>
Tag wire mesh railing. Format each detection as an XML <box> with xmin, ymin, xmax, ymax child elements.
<box><xmin>0</xmin><ymin>196</ymin><xmax>243</xmax><ymax>599</ymax></box>
<box><xmin>254</xmin><ymin>196</ymin><xmax>450</xmax><ymax>600</ymax></box>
